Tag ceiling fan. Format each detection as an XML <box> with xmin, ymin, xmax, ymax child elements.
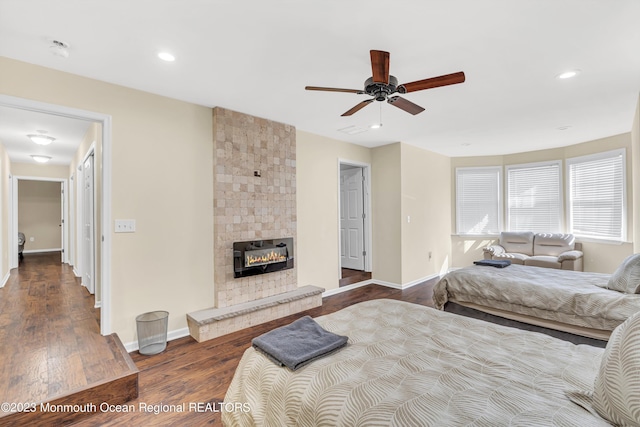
<box><xmin>305</xmin><ymin>50</ymin><xmax>465</xmax><ymax>117</ymax></box>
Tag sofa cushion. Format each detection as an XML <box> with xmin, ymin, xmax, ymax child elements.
<box><xmin>592</xmin><ymin>310</ymin><xmax>640</xmax><ymax>425</ymax></box>
<box><xmin>533</xmin><ymin>233</ymin><xmax>575</xmax><ymax>257</ymax></box>
<box><xmin>499</xmin><ymin>232</ymin><xmax>534</xmax><ymax>256</ymax></box>
<box><xmin>607</xmin><ymin>254</ymin><xmax>640</xmax><ymax>294</ymax></box>
<box><xmin>524</xmin><ymin>256</ymin><xmax>561</xmax><ymax>269</ymax></box>
<box><xmin>492</xmin><ymin>252</ymin><xmax>528</xmax><ymax>265</ymax></box>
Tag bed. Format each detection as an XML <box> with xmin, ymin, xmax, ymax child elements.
<box><xmin>433</xmin><ymin>263</ymin><xmax>640</xmax><ymax>340</ymax></box>
<box><xmin>221</xmin><ymin>299</ymin><xmax>637</xmax><ymax>426</ymax></box>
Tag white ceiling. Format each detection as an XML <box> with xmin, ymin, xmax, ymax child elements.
<box><xmin>0</xmin><ymin>0</ymin><xmax>639</xmax><ymax>162</ymax></box>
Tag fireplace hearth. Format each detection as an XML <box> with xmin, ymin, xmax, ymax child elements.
<box><xmin>233</xmin><ymin>238</ymin><xmax>294</xmax><ymax>278</ymax></box>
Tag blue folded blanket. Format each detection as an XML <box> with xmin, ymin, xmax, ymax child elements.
<box><xmin>474</xmin><ymin>259</ymin><xmax>511</xmax><ymax>268</ymax></box>
<box><xmin>252</xmin><ymin>315</ymin><xmax>348</xmax><ymax>370</ymax></box>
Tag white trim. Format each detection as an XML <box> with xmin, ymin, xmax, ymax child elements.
<box><xmin>94</xmin><ymin>301</ymin><xmax>102</xmax><ymax>309</ymax></box>
<box><xmin>322</xmin><ymin>279</ymin><xmax>374</xmax><ymax>297</ymax></box>
<box><xmin>402</xmin><ymin>273</ymin><xmax>441</xmax><ymax>289</ymax></box>
<box><xmin>123</xmin><ymin>327</ymin><xmax>190</xmax><ymax>353</ymax></box>
<box><xmin>372</xmin><ymin>280</ymin><xmax>403</xmax><ymax>289</ymax></box>
<box><xmin>1</xmin><ymin>271</ymin><xmax>9</xmax><ymax>288</ymax></box>
<box><xmin>23</xmin><ymin>248</ymin><xmax>63</xmax><ymax>254</ymax></box>
<box><xmin>0</xmin><ymin>94</ymin><xmax>113</xmax><ymax>336</ymax></box>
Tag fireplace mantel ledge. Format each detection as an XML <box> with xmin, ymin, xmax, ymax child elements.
<box><xmin>187</xmin><ymin>285</ymin><xmax>324</xmax><ymax>326</ymax></box>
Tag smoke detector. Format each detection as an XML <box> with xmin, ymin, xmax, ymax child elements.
<box><xmin>50</xmin><ymin>40</ymin><xmax>70</xmax><ymax>58</ymax></box>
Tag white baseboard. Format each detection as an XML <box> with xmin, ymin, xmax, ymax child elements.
<box><xmin>94</xmin><ymin>300</ymin><xmax>101</xmax><ymax>309</ymax></box>
<box><xmin>123</xmin><ymin>327</ymin><xmax>190</xmax><ymax>353</ymax></box>
<box><xmin>73</xmin><ymin>268</ymin><xmax>81</xmax><ymax>277</ymax></box>
<box><xmin>1</xmin><ymin>271</ymin><xmax>9</xmax><ymax>288</ymax></box>
<box><xmin>322</xmin><ymin>279</ymin><xmax>374</xmax><ymax>297</ymax></box>
<box><xmin>323</xmin><ymin>273</ymin><xmax>442</xmax><ymax>297</ymax></box>
<box><xmin>23</xmin><ymin>248</ymin><xmax>62</xmax><ymax>254</ymax></box>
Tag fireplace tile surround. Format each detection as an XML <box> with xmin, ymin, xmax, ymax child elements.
<box><xmin>187</xmin><ymin>107</ymin><xmax>323</xmax><ymax>342</ymax></box>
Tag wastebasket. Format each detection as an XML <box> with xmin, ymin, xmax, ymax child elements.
<box><xmin>136</xmin><ymin>311</ymin><xmax>169</xmax><ymax>355</ymax></box>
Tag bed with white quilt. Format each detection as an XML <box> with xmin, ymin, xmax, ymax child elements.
<box><xmin>222</xmin><ymin>299</ymin><xmax>640</xmax><ymax>426</ymax></box>
<box><xmin>433</xmin><ymin>261</ymin><xmax>640</xmax><ymax>340</ymax></box>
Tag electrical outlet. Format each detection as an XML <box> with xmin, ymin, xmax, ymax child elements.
<box><xmin>115</xmin><ymin>219</ymin><xmax>136</xmax><ymax>233</ymax></box>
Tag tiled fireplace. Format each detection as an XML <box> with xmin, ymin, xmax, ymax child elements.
<box><xmin>187</xmin><ymin>108</ymin><xmax>323</xmax><ymax>342</ymax></box>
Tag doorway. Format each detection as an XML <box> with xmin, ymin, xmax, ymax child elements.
<box><xmin>338</xmin><ymin>160</ymin><xmax>372</xmax><ymax>286</ymax></box>
<box><xmin>13</xmin><ymin>178</ymin><xmax>66</xmax><ymax>261</ymax></box>
<box><xmin>0</xmin><ymin>94</ymin><xmax>112</xmax><ymax>335</ymax></box>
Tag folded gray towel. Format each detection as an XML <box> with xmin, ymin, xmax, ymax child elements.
<box><xmin>252</xmin><ymin>315</ymin><xmax>348</xmax><ymax>370</ymax></box>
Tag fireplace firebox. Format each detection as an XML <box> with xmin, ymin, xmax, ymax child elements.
<box><xmin>233</xmin><ymin>238</ymin><xmax>294</xmax><ymax>278</ymax></box>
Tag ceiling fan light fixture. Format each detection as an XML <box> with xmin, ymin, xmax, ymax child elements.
<box><xmin>27</xmin><ymin>134</ymin><xmax>56</xmax><ymax>145</ymax></box>
<box><xmin>31</xmin><ymin>155</ymin><xmax>52</xmax><ymax>163</ymax></box>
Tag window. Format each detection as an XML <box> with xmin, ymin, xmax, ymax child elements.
<box><xmin>456</xmin><ymin>167</ymin><xmax>501</xmax><ymax>235</ymax></box>
<box><xmin>567</xmin><ymin>149</ymin><xmax>625</xmax><ymax>241</ymax></box>
<box><xmin>506</xmin><ymin>161</ymin><xmax>562</xmax><ymax>233</ymax></box>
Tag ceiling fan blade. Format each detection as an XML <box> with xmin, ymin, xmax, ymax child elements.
<box><xmin>399</xmin><ymin>71</ymin><xmax>466</xmax><ymax>93</ymax></box>
<box><xmin>341</xmin><ymin>99</ymin><xmax>374</xmax><ymax>116</ymax></box>
<box><xmin>387</xmin><ymin>96</ymin><xmax>425</xmax><ymax>115</ymax></box>
<box><xmin>370</xmin><ymin>50</ymin><xmax>390</xmax><ymax>84</ymax></box>
<box><xmin>305</xmin><ymin>86</ymin><xmax>364</xmax><ymax>94</ymax></box>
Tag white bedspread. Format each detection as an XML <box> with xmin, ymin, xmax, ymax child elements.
<box><xmin>223</xmin><ymin>299</ymin><xmax>609</xmax><ymax>426</ymax></box>
<box><xmin>434</xmin><ymin>264</ymin><xmax>640</xmax><ymax>331</ymax></box>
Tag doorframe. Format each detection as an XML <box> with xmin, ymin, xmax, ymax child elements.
<box><xmin>11</xmin><ymin>176</ymin><xmax>67</xmax><ymax>262</ymax></box>
<box><xmin>337</xmin><ymin>158</ymin><xmax>372</xmax><ymax>277</ymax></box>
<box><xmin>0</xmin><ymin>94</ymin><xmax>113</xmax><ymax>336</ymax></box>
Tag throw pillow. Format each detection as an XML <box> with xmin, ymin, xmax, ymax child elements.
<box><xmin>607</xmin><ymin>254</ymin><xmax>640</xmax><ymax>294</ymax></box>
<box><xmin>592</xmin><ymin>311</ymin><xmax>640</xmax><ymax>425</ymax></box>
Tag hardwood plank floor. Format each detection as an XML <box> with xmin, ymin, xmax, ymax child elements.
<box><xmin>339</xmin><ymin>268</ymin><xmax>372</xmax><ymax>287</ymax></box>
<box><xmin>70</xmin><ymin>280</ymin><xmax>438</xmax><ymax>426</ymax></box>
<box><xmin>0</xmin><ymin>253</ymin><xmax>137</xmax><ymax>426</ymax></box>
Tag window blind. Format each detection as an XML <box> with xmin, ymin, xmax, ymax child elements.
<box><xmin>567</xmin><ymin>150</ymin><xmax>624</xmax><ymax>241</ymax></box>
<box><xmin>506</xmin><ymin>162</ymin><xmax>561</xmax><ymax>233</ymax></box>
<box><xmin>456</xmin><ymin>167</ymin><xmax>501</xmax><ymax>235</ymax></box>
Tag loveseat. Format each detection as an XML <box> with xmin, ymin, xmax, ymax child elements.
<box><xmin>483</xmin><ymin>232</ymin><xmax>583</xmax><ymax>271</ymax></box>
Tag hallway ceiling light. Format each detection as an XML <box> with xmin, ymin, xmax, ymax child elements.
<box><xmin>27</xmin><ymin>134</ymin><xmax>56</xmax><ymax>145</ymax></box>
<box><xmin>158</xmin><ymin>52</ymin><xmax>175</xmax><ymax>62</ymax></box>
<box><xmin>31</xmin><ymin>155</ymin><xmax>52</xmax><ymax>163</ymax></box>
<box><xmin>556</xmin><ymin>69</ymin><xmax>581</xmax><ymax>79</ymax></box>
<box><xmin>50</xmin><ymin>40</ymin><xmax>70</xmax><ymax>58</ymax></box>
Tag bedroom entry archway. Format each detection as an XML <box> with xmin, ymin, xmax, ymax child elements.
<box><xmin>0</xmin><ymin>94</ymin><xmax>113</xmax><ymax>336</ymax></box>
<box><xmin>338</xmin><ymin>159</ymin><xmax>372</xmax><ymax>284</ymax></box>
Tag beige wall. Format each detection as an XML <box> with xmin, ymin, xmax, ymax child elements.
<box><xmin>0</xmin><ymin>56</ymin><xmax>214</xmax><ymax>344</ymax></box>
<box><xmin>11</xmin><ymin>162</ymin><xmax>69</xmax><ymax>179</ymax></box>
<box><xmin>400</xmin><ymin>144</ymin><xmax>452</xmax><ymax>283</ymax></box>
<box><xmin>371</xmin><ymin>143</ymin><xmax>403</xmax><ymax>284</ymax></box>
<box><xmin>18</xmin><ymin>180</ymin><xmax>62</xmax><ymax>251</ymax></box>
<box><xmin>451</xmin><ymin>133</ymin><xmax>634</xmax><ymax>273</ymax></box>
<box><xmin>0</xmin><ymin>142</ymin><xmax>9</xmax><ymax>284</ymax></box>
<box><xmin>296</xmin><ymin>130</ymin><xmax>371</xmax><ymax>292</ymax></box>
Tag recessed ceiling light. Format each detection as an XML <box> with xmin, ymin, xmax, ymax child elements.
<box><xmin>27</xmin><ymin>134</ymin><xmax>56</xmax><ymax>145</ymax></box>
<box><xmin>370</xmin><ymin>123</ymin><xmax>382</xmax><ymax>129</ymax></box>
<box><xmin>556</xmin><ymin>125</ymin><xmax>572</xmax><ymax>131</ymax></box>
<box><xmin>158</xmin><ymin>52</ymin><xmax>175</xmax><ymax>62</ymax></box>
<box><xmin>31</xmin><ymin>155</ymin><xmax>52</xmax><ymax>163</ymax></box>
<box><xmin>556</xmin><ymin>69</ymin><xmax>580</xmax><ymax>79</ymax></box>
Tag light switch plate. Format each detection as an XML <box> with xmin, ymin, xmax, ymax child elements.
<box><xmin>115</xmin><ymin>219</ymin><xmax>136</xmax><ymax>233</ymax></box>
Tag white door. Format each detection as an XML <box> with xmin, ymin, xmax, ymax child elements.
<box><xmin>83</xmin><ymin>154</ymin><xmax>95</xmax><ymax>294</ymax></box>
<box><xmin>340</xmin><ymin>167</ymin><xmax>365</xmax><ymax>270</ymax></box>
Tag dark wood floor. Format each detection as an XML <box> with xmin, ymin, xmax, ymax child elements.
<box><xmin>339</xmin><ymin>268</ymin><xmax>372</xmax><ymax>287</ymax></box>
<box><xmin>0</xmin><ymin>253</ymin><xmax>137</xmax><ymax>426</ymax></box>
